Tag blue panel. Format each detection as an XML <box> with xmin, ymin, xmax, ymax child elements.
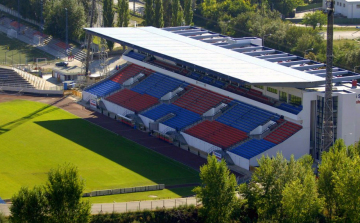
<box><xmin>132</xmin><ymin>73</ymin><xmax>188</xmax><ymax>98</ymax></box>
<box><xmin>85</xmin><ymin>80</ymin><xmax>121</xmax><ymax>97</ymax></box>
<box><xmin>142</xmin><ymin>104</ymin><xmax>201</xmax><ymax>130</ymax></box>
<box><xmin>216</xmin><ymin>100</ymin><xmax>280</xmax><ymax>133</ymax></box>
<box><xmin>127</xmin><ymin>51</ymin><xmax>146</xmax><ymax>61</ymax></box>
<box><xmin>277</xmin><ymin>103</ymin><xmax>302</xmax><ymax>114</ymax></box>
<box><xmin>229</xmin><ymin>139</ymin><xmax>276</xmax><ymax>159</ymax></box>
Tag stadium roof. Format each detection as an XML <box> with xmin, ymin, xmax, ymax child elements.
<box><xmin>85</xmin><ymin>26</ymin><xmax>359</xmax><ymax>88</ymax></box>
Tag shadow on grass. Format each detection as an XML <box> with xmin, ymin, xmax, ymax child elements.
<box><xmin>34</xmin><ymin>118</ymin><xmax>200</xmax><ymax>189</ymax></box>
<box><xmin>0</xmin><ymin>97</ymin><xmax>67</xmax><ymax>135</ymax></box>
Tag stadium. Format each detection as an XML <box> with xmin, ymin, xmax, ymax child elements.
<box><xmin>82</xmin><ymin>25</ymin><xmax>360</xmax><ymax>170</ymax></box>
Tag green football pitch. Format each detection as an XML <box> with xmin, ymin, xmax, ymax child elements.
<box><xmin>0</xmin><ymin>100</ymin><xmax>200</xmax><ymax>201</ymax></box>
<box><xmin>0</xmin><ymin>32</ymin><xmax>57</xmax><ymax>66</ymax></box>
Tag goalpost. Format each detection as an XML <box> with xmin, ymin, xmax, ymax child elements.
<box><xmin>36</xmin><ymin>58</ymin><xmax>47</xmax><ymax>68</ymax></box>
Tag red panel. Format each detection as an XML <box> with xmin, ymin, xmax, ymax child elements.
<box><xmin>111</xmin><ymin>64</ymin><xmax>154</xmax><ymax>84</ymax></box>
<box><xmin>106</xmin><ymin>89</ymin><xmax>158</xmax><ymax>113</ymax></box>
<box><xmin>185</xmin><ymin>120</ymin><xmax>248</xmax><ymax>149</ymax></box>
<box><xmin>173</xmin><ymin>86</ymin><xmax>231</xmax><ymax>115</ymax></box>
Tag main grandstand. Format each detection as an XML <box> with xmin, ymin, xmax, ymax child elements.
<box><xmin>82</xmin><ymin>26</ymin><xmax>360</xmax><ymax>170</ymax></box>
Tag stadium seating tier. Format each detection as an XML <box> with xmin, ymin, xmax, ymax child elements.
<box><xmin>185</xmin><ymin>120</ymin><xmax>248</xmax><ymax>149</ymax></box>
<box><xmin>131</xmin><ymin>72</ymin><xmax>187</xmax><ymax>99</ymax></box>
<box><xmin>264</xmin><ymin>121</ymin><xmax>302</xmax><ymax>144</ymax></box>
<box><xmin>142</xmin><ymin>104</ymin><xmax>201</xmax><ymax>130</ymax></box>
<box><xmin>229</xmin><ymin>139</ymin><xmax>276</xmax><ymax>159</ymax></box>
<box><xmin>173</xmin><ymin>86</ymin><xmax>231</xmax><ymax>115</ymax></box>
<box><xmin>216</xmin><ymin>100</ymin><xmax>280</xmax><ymax>133</ymax></box>
<box><xmin>105</xmin><ymin>89</ymin><xmax>159</xmax><ymax>113</ymax></box>
<box><xmin>85</xmin><ymin>80</ymin><xmax>121</xmax><ymax>97</ymax></box>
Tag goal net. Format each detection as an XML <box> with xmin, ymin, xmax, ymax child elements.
<box><xmin>7</xmin><ymin>29</ymin><xmax>17</xmax><ymax>39</ymax></box>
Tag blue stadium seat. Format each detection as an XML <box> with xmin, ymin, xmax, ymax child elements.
<box><xmin>201</xmin><ymin>76</ymin><xmax>214</xmax><ymax>84</ymax></box>
<box><xmin>84</xmin><ymin>80</ymin><xmax>121</xmax><ymax>97</ymax></box>
<box><xmin>126</xmin><ymin>51</ymin><xmax>146</xmax><ymax>61</ymax></box>
<box><xmin>131</xmin><ymin>73</ymin><xmax>188</xmax><ymax>98</ymax></box>
<box><xmin>229</xmin><ymin>139</ymin><xmax>276</xmax><ymax>159</ymax></box>
<box><xmin>212</xmin><ymin>80</ymin><xmax>226</xmax><ymax>88</ymax></box>
<box><xmin>188</xmin><ymin>72</ymin><xmax>201</xmax><ymax>80</ymax></box>
<box><xmin>216</xmin><ymin>100</ymin><xmax>280</xmax><ymax>133</ymax></box>
<box><xmin>277</xmin><ymin>103</ymin><xmax>302</xmax><ymax>114</ymax></box>
<box><xmin>141</xmin><ymin>104</ymin><xmax>201</xmax><ymax>130</ymax></box>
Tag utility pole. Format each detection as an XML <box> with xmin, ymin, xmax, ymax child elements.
<box><xmin>322</xmin><ymin>0</ymin><xmax>335</xmax><ymax>152</ymax></box>
<box><xmin>40</xmin><ymin>0</ymin><xmax>43</xmax><ymax>30</ymax></box>
<box><xmin>85</xmin><ymin>0</ymin><xmax>96</xmax><ymax>76</ymax></box>
<box><xmin>65</xmin><ymin>8</ymin><xmax>68</xmax><ymax>53</ymax></box>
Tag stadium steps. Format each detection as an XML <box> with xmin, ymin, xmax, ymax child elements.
<box><xmin>73</xmin><ymin>48</ymin><xmax>87</xmax><ymax>62</ymax></box>
<box><xmin>264</xmin><ymin>121</ymin><xmax>302</xmax><ymax>144</ymax></box>
<box><xmin>185</xmin><ymin>120</ymin><xmax>249</xmax><ymax>149</ymax></box>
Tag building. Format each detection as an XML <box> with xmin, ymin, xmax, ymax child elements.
<box><xmin>323</xmin><ymin>0</ymin><xmax>360</xmax><ymax>18</ymax></box>
<box><xmin>82</xmin><ymin>26</ymin><xmax>360</xmax><ymax>170</ymax></box>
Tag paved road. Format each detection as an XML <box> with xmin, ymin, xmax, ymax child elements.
<box><xmin>0</xmin><ymin>197</ymin><xmax>199</xmax><ymax>216</ymax></box>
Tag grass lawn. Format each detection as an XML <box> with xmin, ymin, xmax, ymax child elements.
<box><xmin>333</xmin><ymin>39</ymin><xmax>360</xmax><ymax>47</ymax></box>
<box><xmin>0</xmin><ymin>32</ymin><xmax>56</xmax><ymax>66</ymax></box>
<box><xmin>0</xmin><ymin>100</ymin><xmax>200</xmax><ymax>200</ymax></box>
<box><xmin>85</xmin><ymin>187</ymin><xmax>195</xmax><ymax>203</ymax></box>
<box><xmin>130</xmin><ymin>15</ymin><xmax>144</xmax><ymax>25</ymax></box>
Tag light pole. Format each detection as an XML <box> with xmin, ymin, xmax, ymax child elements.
<box><xmin>262</xmin><ymin>34</ymin><xmax>272</xmax><ymax>47</ymax></box>
<box><xmin>354</xmin><ymin>66</ymin><xmax>360</xmax><ymax>73</ymax></box>
<box><xmin>65</xmin><ymin>8</ymin><xmax>68</xmax><ymax>54</ymax></box>
<box><xmin>18</xmin><ymin>0</ymin><xmax>20</xmax><ymax>34</ymax></box>
<box><xmin>304</xmin><ymin>48</ymin><xmax>313</xmax><ymax>57</ymax></box>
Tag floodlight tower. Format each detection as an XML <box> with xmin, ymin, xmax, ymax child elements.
<box><xmin>85</xmin><ymin>0</ymin><xmax>96</xmax><ymax>76</ymax></box>
<box><xmin>322</xmin><ymin>0</ymin><xmax>335</xmax><ymax>152</ymax></box>
<box><xmin>17</xmin><ymin>0</ymin><xmax>20</xmax><ymax>34</ymax></box>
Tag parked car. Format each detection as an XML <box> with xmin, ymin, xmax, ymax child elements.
<box><xmin>55</xmin><ymin>61</ymin><xmax>69</xmax><ymax>67</ymax></box>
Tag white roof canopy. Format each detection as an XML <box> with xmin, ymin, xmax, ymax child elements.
<box><xmin>85</xmin><ymin>27</ymin><xmax>325</xmax><ymax>87</ymax></box>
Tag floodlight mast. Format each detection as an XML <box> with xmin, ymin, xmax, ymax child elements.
<box><xmin>85</xmin><ymin>0</ymin><xmax>96</xmax><ymax>76</ymax></box>
<box><xmin>322</xmin><ymin>0</ymin><xmax>335</xmax><ymax>152</ymax></box>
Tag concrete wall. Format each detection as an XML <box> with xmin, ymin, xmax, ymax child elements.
<box><xmin>83</xmin><ymin>184</ymin><xmax>165</xmax><ymax>197</ymax></box>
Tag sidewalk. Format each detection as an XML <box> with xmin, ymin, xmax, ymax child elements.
<box><xmin>0</xmin><ymin>197</ymin><xmax>199</xmax><ymax>216</ymax></box>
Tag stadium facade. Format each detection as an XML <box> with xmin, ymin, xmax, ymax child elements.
<box><xmin>82</xmin><ymin>26</ymin><xmax>360</xmax><ymax>170</ymax></box>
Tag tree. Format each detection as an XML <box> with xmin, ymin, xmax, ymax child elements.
<box><xmin>172</xmin><ymin>0</ymin><xmax>183</xmax><ymax>26</ymax></box>
<box><xmin>44</xmin><ymin>0</ymin><xmax>86</xmax><ymax>41</ymax></box>
<box><xmin>9</xmin><ymin>186</ymin><xmax>47</xmax><ymax>223</ymax></box>
<box><xmin>265</xmin><ymin>0</ymin><xmax>303</xmax><ymax>17</ymax></box>
<box><xmin>10</xmin><ymin>164</ymin><xmax>91</xmax><ymax>223</ymax></box>
<box><xmin>144</xmin><ymin>0</ymin><xmax>154</xmax><ymax>26</ymax></box>
<box><xmin>103</xmin><ymin>0</ymin><xmax>115</xmax><ymax>50</ymax></box>
<box><xmin>239</xmin><ymin>153</ymin><xmax>323</xmax><ymax>222</ymax></box>
<box><xmin>184</xmin><ymin>0</ymin><xmax>193</xmax><ymax>25</ymax></box>
<box><xmin>163</xmin><ymin>0</ymin><xmax>172</xmax><ymax>27</ymax></box>
<box><xmin>193</xmin><ymin>155</ymin><xmax>237</xmax><ymax>223</ymax></box>
<box><xmin>118</xmin><ymin>0</ymin><xmax>130</xmax><ymax>28</ymax></box>
<box><xmin>301</xmin><ymin>11</ymin><xmax>327</xmax><ymax>29</ymax></box>
<box><xmin>281</xmin><ymin>175</ymin><xmax>324</xmax><ymax>223</ymax></box>
<box><xmin>318</xmin><ymin>139</ymin><xmax>360</xmax><ymax>222</ymax></box>
<box><xmin>154</xmin><ymin>0</ymin><xmax>164</xmax><ymax>28</ymax></box>
<box><xmin>45</xmin><ymin>163</ymin><xmax>91</xmax><ymax>223</ymax></box>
